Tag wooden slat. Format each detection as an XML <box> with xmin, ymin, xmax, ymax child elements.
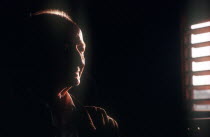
<box><xmin>192</xmin><ymin>85</ymin><xmax>210</xmax><ymax>90</ymax></box>
<box><xmin>191</xmin><ymin>56</ymin><xmax>210</xmax><ymax>62</ymax></box>
<box><xmin>193</xmin><ymin>117</ymin><xmax>210</xmax><ymax>120</ymax></box>
<box><xmin>190</xmin><ymin>26</ymin><xmax>210</xmax><ymax>34</ymax></box>
<box><xmin>193</xmin><ymin>71</ymin><xmax>210</xmax><ymax>76</ymax></box>
<box><xmin>193</xmin><ymin>100</ymin><xmax>210</xmax><ymax>104</ymax></box>
<box><xmin>191</xmin><ymin>41</ymin><xmax>210</xmax><ymax>47</ymax></box>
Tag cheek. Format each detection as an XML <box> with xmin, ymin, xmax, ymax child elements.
<box><xmin>81</xmin><ymin>56</ymin><xmax>85</xmax><ymax>70</ymax></box>
<box><xmin>80</xmin><ymin>68</ymin><xmax>84</xmax><ymax>76</ymax></box>
<box><xmin>81</xmin><ymin>53</ymin><xmax>85</xmax><ymax>66</ymax></box>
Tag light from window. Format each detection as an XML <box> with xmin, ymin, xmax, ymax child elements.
<box><xmin>192</xmin><ymin>75</ymin><xmax>210</xmax><ymax>86</ymax></box>
<box><xmin>193</xmin><ymin>104</ymin><xmax>210</xmax><ymax>111</ymax></box>
<box><xmin>192</xmin><ymin>61</ymin><xmax>210</xmax><ymax>71</ymax></box>
<box><xmin>191</xmin><ymin>21</ymin><xmax>210</xmax><ymax>29</ymax></box>
<box><xmin>191</xmin><ymin>32</ymin><xmax>210</xmax><ymax>44</ymax></box>
<box><xmin>193</xmin><ymin>89</ymin><xmax>210</xmax><ymax>99</ymax></box>
<box><xmin>192</xmin><ymin>46</ymin><xmax>210</xmax><ymax>58</ymax></box>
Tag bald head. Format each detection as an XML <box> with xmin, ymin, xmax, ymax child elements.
<box><xmin>28</xmin><ymin>9</ymin><xmax>79</xmax><ymax>36</ymax></box>
<box><xmin>20</xmin><ymin>9</ymin><xmax>86</xmax><ymax>95</ymax></box>
<box><xmin>32</xmin><ymin>9</ymin><xmax>74</xmax><ymax>23</ymax></box>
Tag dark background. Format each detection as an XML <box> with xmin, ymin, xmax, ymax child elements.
<box><xmin>0</xmin><ymin>0</ymin><xmax>199</xmax><ymax>137</ymax></box>
<box><xmin>79</xmin><ymin>1</ymin><xmax>186</xmax><ymax>137</ymax></box>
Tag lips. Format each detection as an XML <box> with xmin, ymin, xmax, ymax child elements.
<box><xmin>72</xmin><ymin>71</ymin><xmax>79</xmax><ymax>78</ymax></box>
<box><xmin>67</xmin><ymin>66</ymin><xmax>83</xmax><ymax>86</ymax></box>
<box><xmin>71</xmin><ymin>67</ymin><xmax>80</xmax><ymax>78</ymax></box>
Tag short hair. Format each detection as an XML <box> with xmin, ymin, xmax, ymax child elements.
<box><xmin>31</xmin><ymin>9</ymin><xmax>76</xmax><ymax>25</ymax></box>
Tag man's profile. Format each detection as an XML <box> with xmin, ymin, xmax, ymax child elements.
<box><xmin>1</xmin><ymin>9</ymin><xmax>119</xmax><ymax>137</ymax></box>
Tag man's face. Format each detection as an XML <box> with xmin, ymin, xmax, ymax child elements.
<box><xmin>64</xmin><ymin>29</ymin><xmax>86</xmax><ymax>87</ymax></box>
<box><xmin>27</xmin><ymin>17</ymin><xmax>86</xmax><ymax>92</ymax></box>
<box><xmin>53</xmin><ymin>26</ymin><xmax>86</xmax><ymax>89</ymax></box>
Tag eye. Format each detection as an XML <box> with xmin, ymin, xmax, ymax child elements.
<box><xmin>77</xmin><ymin>44</ymin><xmax>85</xmax><ymax>53</ymax></box>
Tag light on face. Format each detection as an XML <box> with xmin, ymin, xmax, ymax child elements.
<box><xmin>192</xmin><ymin>75</ymin><xmax>210</xmax><ymax>86</ymax></box>
<box><xmin>78</xmin><ymin>30</ymin><xmax>84</xmax><ymax>43</ymax></box>
<box><xmin>193</xmin><ymin>104</ymin><xmax>210</xmax><ymax>111</ymax></box>
<box><xmin>34</xmin><ymin>9</ymin><xmax>73</xmax><ymax>22</ymax></box>
<box><xmin>191</xmin><ymin>46</ymin><xmax>210</xmax><ymax>58</ymax></box>
<box><xmin>192</xmin><ymin>61</ymin><xmax>210</xmax><ymax>71</ymax></box>
<box><xmin>193</xmin><ymin>89</ymin><xmax>210</xmax><ymax>99</ymax></box>
<box><xmin>191</xmin><ymin>21</ymin><xmax>210</xmax><ymax>29</ymax></box>
<box><xmin>191</xmin><ymin>32</ymin><xmax>210</xmax><ymax>44</ymax></box>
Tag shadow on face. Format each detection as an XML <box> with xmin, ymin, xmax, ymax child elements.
<box><xmin>16</xmin><ymin>14</ymin><xmax>85</xmax><ymax>96</ymax></box>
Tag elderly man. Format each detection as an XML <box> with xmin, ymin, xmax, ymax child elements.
<box><xmin>2</xmin><ymin>9</ymin><xmax>119</xmax><ymax>137</ymax></box>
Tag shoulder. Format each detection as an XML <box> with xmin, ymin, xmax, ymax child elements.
<box><xmin>84</xmin><ymin>106</ymin><xmax>119</xmax><ymax>137</ymax></box>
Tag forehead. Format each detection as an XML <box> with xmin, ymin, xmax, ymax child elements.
<box><xmin>66</xmin><ymin>29</ymin><xmax>85</xmax><ymax>46</ymax></box>
<box><xmin>30</xmin><ymin>14</ymin><xmax>83</xmax><ymax>43</ymax></box>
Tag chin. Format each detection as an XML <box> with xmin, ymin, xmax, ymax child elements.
<box><xmin>74</xmin><ymin>80</ymin><xmax>80</xmax><ymax>86</ymax></box>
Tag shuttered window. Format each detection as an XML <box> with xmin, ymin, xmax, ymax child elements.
<box><xmin>183</xmin><ymin>21</ymin><xmax>210</xmax><ymax>115</ymax></box>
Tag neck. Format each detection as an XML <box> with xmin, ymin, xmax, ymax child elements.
<box><xmin>28</xmin><ymin>86</ymin><xmax>75</xmax><ymax>110</ymax></box>
<box><xmin>55</xmin><ymin>87</ymin><xmax>75</xmax><ymax>110</ymax></box>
